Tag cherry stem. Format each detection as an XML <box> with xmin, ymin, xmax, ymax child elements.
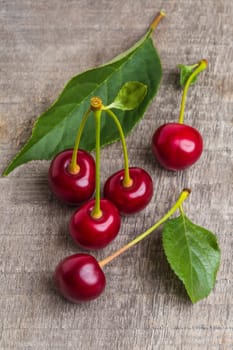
<box><xmin>68</xmin><ymin>108</ymin><xmax>91</xmax><ymax>174</ymax></box>
<box><xmin>104</xmin><ymin>108</ymin><xmax>133</xmax><ymax>187</ymax></box>
<box><xmin>149</xmin><ymin>10</ymin><xmax>166</xmax><ymax>34</ymax></box>
<box><xmin>178</xmin><ymin>59</ymin><xmax>208</xmax><ymax>124</ymax></box>
<box><xmin>99</xmin><ymin>188</ymin><xmax>191</xmax><ymax>268</ymax></box>
<box><xmin>91</xmin><ymin>98</ymin><xmax>103</xmax><ymax>219</ymax></box>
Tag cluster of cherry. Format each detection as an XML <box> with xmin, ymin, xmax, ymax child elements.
<box><xmin>49</xmin><ymin>60</ymin><xmax>206</xmax><ymax>303</ymax></box>
<box><xmin>49</xmin><ymin>97</ymin><xmax>154</xmax><ymax>250</ymax></box>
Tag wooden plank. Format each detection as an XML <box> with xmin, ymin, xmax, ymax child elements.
<box><xmin>0</xmin><ymin>0</ymin><xmax>232</xmax><ymax>349</ymax></box>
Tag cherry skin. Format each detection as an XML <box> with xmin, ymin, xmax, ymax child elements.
<box><xmin>103</xmin><ymin>167</ymin><xmax>153</xmax><ymax>215</ymax></box>
<box><xmin>152</xmin><ymin>123</ymin><xmax>203</xmax><ymax>171</ymax></box>
<box><xmin>48</xmin><ymin>149</ymin><xmax>95</xmax><ymax>205</ymax></box>
<box><xmin>69</xmin><ymin>199</ymin><xmax>121</xmax><ymax>249</ymax></box>
<box><xmin>54</xmin><ymin>253</ymin><xmax>106</xmax><ymax>302</ymax></box>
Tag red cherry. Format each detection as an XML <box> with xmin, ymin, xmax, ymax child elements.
<box><xmin>103</xmin><ymin>167</ymin><xmax>153</xmax><ymax>214</ymax></box>
<box><xmin>54</xmin><ymin>253</ymin><xmax>106</xmax><ymax>302</ymax></box>
<box><xmin>152</xmin><ymin>123</ymin><xmax>203</xmax><ymax>170</ymax></box>
<box><xmin>48</xmin><ymin>149</ymin><xmax>95</xmax><ymax>205</ymax></box>
<box><xmin>69</xmin><ymin>199</ymin><xmax>121</xmax><ymax>249</ymax></box>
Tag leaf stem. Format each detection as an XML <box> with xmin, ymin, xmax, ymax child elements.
<box><xmin>179</xmin><ymin>204</ymin><xmax>185</xmax><ymax>216</ymax></box>
<box><xmin>104</xmin><ymin>108</ymin><xmax>133</xmax><ymax>187</ymax></box>
<box><xmin>68</xmin><ymin>108</ymin><xmax>91</xmax><ymax>174</ymax></box>
<box><xmin>149</xmin><ymin>10</ymin><xmax>166</xmax><ymax>34</ymax></box>
<box><xmin>99</xmin><ymin>188</ymin><xmax>191</xmax><ymax>268</ymax></box>
<box><xmin>91</xmin><ymin>98</ymin><xmax>103</xmax><ymax>219</ymax></box>
<box><xmin>178</xmin><ymin>59</ymin><xmax>208</xmax><ymax>124</ymax></box>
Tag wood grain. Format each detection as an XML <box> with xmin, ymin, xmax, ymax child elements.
<box><xmin>0</xmin><ymin>0</ymin><xmax>232</xmax><ymax>349</ymax></box>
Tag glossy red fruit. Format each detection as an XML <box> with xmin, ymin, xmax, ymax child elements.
<box><xmin>69</xmin><ymin>199</ymin><xmax>121</xmax><ymax>249</ymax></box>
<box><xmin>103</xmin><ymin>167</ymin><xmax>153</xmax><ymax>214</ymax></box>
<box><xmin>152</xmin><ymin>123</ymin><xmax>203</xmax><ymax>170</ymax></box>
<box><xmin>54</xmin><ymin>253</ymin><xmax>106</xmax><ymax>302</ymax></box>
<box><xmin>48</xmin><ymin>149</ymin><xmax>95</xmax><ymax>205</ymax></box>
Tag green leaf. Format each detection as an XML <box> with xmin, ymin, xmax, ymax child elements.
<box><xmin>178</xmin><ymin>63</ymin><xmax>199</xmax><ymax>87</ymax></box>
<box><xmin>3</xmin><ymin>27</ymin><xmax>162</xmax><ymax>176</ymax></box>
<box><xmin>162</xmin><ymin>214</ymin><xmax>220</xmax><ymax>303</ymax></box>
<box><xmin>106</xmin><ymin>81</ymin><xmax>147</xmax><ymax>111</ymax></box>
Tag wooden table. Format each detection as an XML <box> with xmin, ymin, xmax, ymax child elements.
<box><xmin>1</xmin><ymin>1</ymin><xmax>232</xmax><ymax>349</ymax></box>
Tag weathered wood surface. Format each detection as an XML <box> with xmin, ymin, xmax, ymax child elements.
<box><xmin>0</xmin><ymin>1</ymin><xmax>232</xmax><ymax>349</ymax></box>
